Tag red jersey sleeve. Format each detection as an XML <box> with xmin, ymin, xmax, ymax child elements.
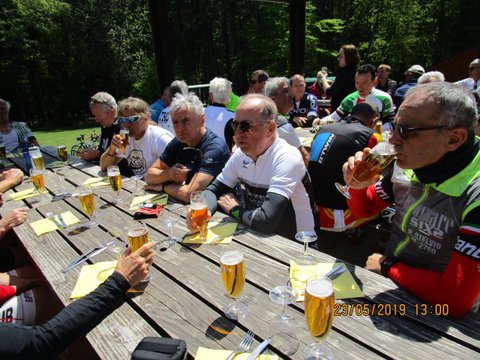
<box><xmin>0</xmin><ymin>286</ymin><xmax>16</xmax><ymax>305</ymax></box>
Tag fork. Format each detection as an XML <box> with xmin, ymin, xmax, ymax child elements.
<box><xmin>46</xmin><ymin>212</ymin><xmax>62</xmax><ymax>228</ymax></box>
<box><xmin>226</xmin><ymin>330</ymin><xmax>255</xmax><ymax>360</ymax></box>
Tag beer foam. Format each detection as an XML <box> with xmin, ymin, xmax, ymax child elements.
<box><xmin>190</xmin><ymin>203</ymin><xmax>207</xmax><ymax>210</ymax></box>
<box><xmin>128</xmin><ymin>227</ymin><xmax>147</xmax><ymax>237</ymax></box>
<box><xmin>306</xmin><ymin>278</ymin><xmax>334</xmax><ymax>297</ymax></box>
<box><xmin>220</xmin><ymin>251</ymin><xmax>244</xmax><ymax>265</ymax></box>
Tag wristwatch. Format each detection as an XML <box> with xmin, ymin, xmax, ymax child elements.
<box><xmin>380</xmin><ymin>256</ymin><xmax>397</xmax><ymax>277</ymax></box>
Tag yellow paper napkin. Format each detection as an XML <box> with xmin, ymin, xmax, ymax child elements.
<box><xmin>46</xmin><ymin>160</ymin><xmax>68</xmax><ymax>169</ymax></box>
<box><xmin>9</xmin><ymin>188</ymin><xmax>40</xmax><ymax>201</ymax></box>
<box><xmin>182</xmin><ymin>222</ymin><xmax>238</xmax><ymax>244</ymax></box>
<box><xmin>195</xmin><ymin>347</ymin><xmax>278</xmax><ymax>360</ymax></box>
<box><xmin>30</xmin><ymin>211</ymin><xmax>81</xmax><ymax>235</ymax></box>
<box><xmin>299</xmin><ymin>136</ymin><xmax>312</xmax><ymax>147</ymax></box>
<box><xmin>70</xmin><ymin>261</ymin><xmax>117</xmax><ymax>299</ymax></box>
<box><xmin>129</xmin><ymin>193</ymin><xmax>168</xmax><ymax>211</ymax></box>
<box><xmin>290</xmin><ymin>260</ymin><xmax>363</xmax><ymax>301</ymax></box>
<box><xmin>82</xmin><ymin>177</ymin><xmax>110</xmax><ymax>188</ymax></box>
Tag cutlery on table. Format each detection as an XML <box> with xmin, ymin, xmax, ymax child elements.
<box><xmin>46</xmin><ymin>212</ymin><xmax>62</xmax><ymax>228</ymax></box>
<box><xmin>246</xmin><ymin>338</ymin><xmax>271</xmax><ymax>360</ymax></box>
<box><xmin>63</xmin><ymin>241</ymin><xmax>114</xmax><ymax>273</ymax></box>
<box><xmin>226</xmin><ymin>330</ymin><xmax>255</xmax><ymax>360</ymax></box>
<box><xmin>325</xmin><ymin>264</ymin><xmax>347</xmax><ymax>280</ymax></box>
<box><xmin>57</xmin><ymin>213</ymin><xmax>68</xmax><ymax>228</ymax></box>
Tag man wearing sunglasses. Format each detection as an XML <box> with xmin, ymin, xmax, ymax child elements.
<box><xmin>455</xmin><ymin>58</ymin><xmax>480</xmax><ymax>91</ymax></box>
<box><xmin>342</xmin><ymin>82</ymin><xmax>480</xmax><ymax>317</ymax></box>
<box><xmin>100</xmin><ymin>97</ymin><xmax>173</xmax><ymax>177</ymax></box>
<box><xmin>187</xmin><ymin>94</ymin><xmax>316</xmax><ymax>240</ymax></box>
<box><xmin>248</xmin><ymin>70</ymin><xmax>269</xmax><ymax>94</ymax></box>
<box><xmin>145</xmin><ymin>93</ymin><xmax>230</xmax><ymax>203</ymax></box>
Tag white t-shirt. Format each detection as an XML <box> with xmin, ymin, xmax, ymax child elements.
<box><xmin>157</xmin><ymin>107</ymin><xmax>175</xmax><ymax>135</ymax></box>
<box><xmin>204</xmin><ymin>105</ymin><xmax>234</xmax><ymax>144</ymax></box>
<box><xmin>455</xmin><ymin>78</ymin><xmax>480</xmax><ymax>91</ymax></box>
<box><xmin>217</xmin><ymin>137</ymin><xmax>315</xmax><ymax>234</ymax></box>
<box><xmin>277</xmin><ymin>122</ymin><xmax>301</xmax><ymax>148</ymax></box>
<box><xmin>125</xmin><ymin>125</ymin><xmax>173</xmax><ymax>177</ymax></box>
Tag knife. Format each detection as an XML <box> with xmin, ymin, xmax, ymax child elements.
<box><xmin>325</xmin><ymin>264</ymin><xmax>347</xmax><ymax>280</ymax></box>
<box><xmin>57</xmin><ymin>213</ymin><xmax>68</xmax><ymax>228</ymax></box>
<box><xmin>246</xmin><ymin>339</ymin><xmax>271</xmax><ymax>360</ymax></box>
<box><xmin>63</xmin><ymin>241</ymin><xmax>113</xmax><ymax>273</ymax></box>
<box><xmin>52</xmin><ymin>192</ymin><xmax>78</xmax><ymax>202</ymax></box>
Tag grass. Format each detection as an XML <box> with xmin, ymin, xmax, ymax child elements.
<box><xmin>34</xmin><ymin>126</ymin><xmax>100</xmax><ymax>153</ymax></box>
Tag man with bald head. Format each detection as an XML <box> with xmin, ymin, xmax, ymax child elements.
<box><xmin>187</xmin><ymin>94</ymin><xmax>316</xmax><ymax>240</ymax></box>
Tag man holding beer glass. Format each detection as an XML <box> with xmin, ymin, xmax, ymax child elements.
<box><xmin>342</xmin><ymin>83</ymin><xmax>480</xmax><ymax>317</ymax></box>
<box><xmin>187</xmin><ymin>94</ymin><xmax>315</xmax><ymax>240</ymax></box>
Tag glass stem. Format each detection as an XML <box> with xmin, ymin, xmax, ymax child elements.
<box><xmin>281</xmin><ymin>304</ymin><xmax>287</xmax><ymax>320</ymax></box>
<box><xmin>303</xmin><ymin>241</ymin><xmax>308</xmax><ymax>257</ymax></box>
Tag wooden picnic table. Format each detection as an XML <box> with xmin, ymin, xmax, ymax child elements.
<box><xmin>1</xmin><ymin>146</ymin><xmax>479</xmax><ymax>359</ymax></box>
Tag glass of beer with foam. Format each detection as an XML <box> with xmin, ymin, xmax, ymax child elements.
<box><xmin>29</xmin><ymin>146</ymin><xmax>44</xmax><ymax>171</ymax></box>
<box><xmin>220</xmin><ymin>246</ymin><xmax>247</xmax><ymax>319</ymax></box>
<box><xmin>77</xmin><ymin>186</ymin><xmax>96</xmax><ymax>228</ymax></box>
<box><xmin>335</xmin><ymin>140</ymin><xmax>396</xmax><ymax>199</ymax></box>
<box><xmin>303</xmin><ymin>276</ymin><xmax>335</xmax><ymax>360</ymax></box>
<box><xmin>30</xmin><ymin>168</ymin><xmax>46</xmax><ymax>194</ymax></box>
<box><xmin>128</xmin><ymin>225</ymin><xmax>151</xmax><ymax>291</ymax></box>
<box><xmin>119</xmin><ymin>128</ymin><xmax>129</xmax><ymax>154</ymax></box>
<box><xmin>107</xmin><ymin>165</ymin><xmax>122</xmax><ymax>204</ymax></box>
<box><xmin>190</xmin><ymin>191</ymin><xmax>209</xmax><ymax>241</ymax></box>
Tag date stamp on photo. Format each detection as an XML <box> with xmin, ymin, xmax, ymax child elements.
<box><xmin>334</xmin><ymin>303</ymin><xmax>449</xmax><ymax>317</ymax></box>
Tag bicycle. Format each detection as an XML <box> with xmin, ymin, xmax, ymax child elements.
<box><xmin>70</xmin><ymin>129</ymin><xmax>100</xmax><ymax>156</ymax></box>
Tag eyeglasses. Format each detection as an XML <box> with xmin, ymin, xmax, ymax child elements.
<box><xmin>231</xmin><ymin>120</ymin><xmax>267</xmax><ymax>132</ymax></box>
<box><xmin>119</xmin><ymin>115</ymin><xmax>142</xmax><ymax>124</ymax></box>
<box><xmin>250</xmin><ymin>79</ymin><xmax>258</xmax><ymax>85</ymax></box>
<box><xmin>469</xmin><ymin>67</ymin><xmax>479</xmax><ymax>71</ymax></box>
<box><xmin>389</xmin><ymin>122</ymin><xmax>446</xmax><ymax>139</ymax></box>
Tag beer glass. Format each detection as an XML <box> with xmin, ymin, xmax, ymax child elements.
<box><xmin>303</xmin><ymin>276</ymin><xmax>335</xmax><ymax>360</ymax></box>
<box><xmin>220</xmin><ymin>246</ymin><xmax>247</xmax><ymax>319</ymax></box>
<box><xmin>29</xmin><ymin>146</ymin><xmax>44</xmax><ymax>171</ymax></box>
<box><xmin>107</xmin><ymin>165</ymin><xmax>122</xmax><ymax>204</ymax></box>
<box><xmin>190</xmin><ymin>191</ymin><xmax>209</xmax><ymax>241</ymax></box>
<box><xmin>335</xmin><ymin>141</ymin><xmax>396</xmax><ymax>199</ymax></box>
<box><xmin>119</xmin><ymin>128</ymin><xmax>129</xmax><ymax>155</ymax></box>
<box><xmin>57</xmin><ymin>145</ymin><xmax>68</xmax><ymax>163</ymax></box>
<box><xmin>128</xmin><ymin>225</ymin><xmax>151</xmax><ymax>290</ymax></box>
<box><xmin>295</xmin><ymin>231</ymin><xmax>317</xmax><ymax>264</ymax></box>
<box><xmin>77</xmin><ymin>186</ymin><xmax>96</xmax><ymax>227</ymax></box>
<box><xmin>30</xmin><ymin>168</ymin><xmax>46</xmax><ymax>194</ymax></box>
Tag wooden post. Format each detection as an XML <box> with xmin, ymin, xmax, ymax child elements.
<box><xmin>289</xmin><ymin>0</ymin><xmax>306</xmax><ymax>75</ymax></box>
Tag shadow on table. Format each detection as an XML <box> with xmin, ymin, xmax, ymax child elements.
<box><xmin>370</xmin><ymin>289</ymin><xmax>480</xmax><ymax>342</ymax></box>
<box><xmin>205</xmin><ymin>317</ymin><xmax>236</xmax><ymax>340</ymax></box>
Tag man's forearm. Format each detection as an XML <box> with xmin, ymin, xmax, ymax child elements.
<box><xmin>144</xmin><ymin>168</ymin><xmax>171</xmax><ymax>185</ymax></box>
<box><xmin>99</xmin><ymin>146</ymin><xmax>118</xmax><ymax>170</ymax></box>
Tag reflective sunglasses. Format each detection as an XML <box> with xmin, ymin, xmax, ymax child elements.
<box><xmin>119</xmin><ymin>115</ymin><xmax>142</xmax><ymax>124</ymax></box>
<box><xmin>389</xmin><ymin>121</ymin><xmax>446</xmax><ymax>139</ymax></box>
<box><xmin>231</xmin><ymin>120</ymin><xmax>267</xmax><ymax>132</ymax></box>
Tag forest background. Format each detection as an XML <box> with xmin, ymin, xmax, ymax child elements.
<box><xmin>1</xmin><ymin>0</ymin><xmax>479</xmax><ymax>130</ymax></box>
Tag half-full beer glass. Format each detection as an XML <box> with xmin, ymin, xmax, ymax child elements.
<box><xmin>107</xmin><ymin>165</ymin><xmax>122</xmax><ymax>204</ymax></box>
<box><xmin>335</xmin><ymin>141</ymin><xmax>396</xmax><ymax>199</ymax></box>
<box><xmin>220</xmin><ymin>246</ymin><xmax>247</xmax><ymax>319</ymax></box>
<box><xmin>303</xmin><ymin>276</ymin><xmax>335</xmax><ymax>360</ymax></box>
<box><xmin>190</xmin><ymin>191</ymin><xmax>209</xmax><ymax>241</ymax></box>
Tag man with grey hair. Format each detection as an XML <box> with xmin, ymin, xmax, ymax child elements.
<box><xmin>100</xmin><ymin>97</ymin><xmax>173</xmax><ymax>177</ymax></box>
<box><xmin>158</xmin><ymin>80</ymin><xmax>189</xmax><ymax>134</ymax></box>
<box><xmin>264</xmin><ymin>76</ymin><xmax>309</xmax><ymax>166</ymax></box>
<box><xmin>418</xmin><ymin>71</ymin><xmax>445</xmax><ymax>84</ymax></box>
<box><xmin>342</xmin><ymin>82</ymin><xmax>480</xmax><ymax>317</ymax></box>
<box><xmin>204</xmin><ymin>77</ymin><xmax>235</xmax><ymax>150</ymax></box>
<box><xmin>0</xmin><ymin>99</ymin><xmax>39</xmax><ymax>153</ymax></box>
<box><xmin>80</xmin><ymin>91</ymin><xmax>119</xmax><ymax>161</ymax></box>
<box><xmin>145</xmin><ymin>93</ymin><xmax>230</xmax><ymax>203</ymax></box>
<box><xmin>186</xmin><ymin>94</ymin><xmax>316</xmax><ymax>240</ymax></box>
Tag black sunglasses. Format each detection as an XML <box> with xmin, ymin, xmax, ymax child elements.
<box><xmin>389</xmin><ymin>122</ymin><xmax>446</xmax><ymax>139</ymax></box>
<box><xmin>231</xmin><ymin>120</ymin><xmax>266</xmax><ymax>132</ymax></box>
<box><xmin>119</xmin><ymin>115</ymin><xmax>142</xmax><ymax>124</ymax></box>
<box><xmin>469</xmin><ymin>67</ymin><xmax>479</xmax><ymax>71</ymax></box>
<box><xmin>250</xmin><ymin>79</ymin><xmax>258</xmax><ymax>85</ymax></box>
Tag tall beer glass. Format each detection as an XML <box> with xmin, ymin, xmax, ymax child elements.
<box><xmin>57</xmin><ymin>145</ymin><xmax>68</xmax><ymax>162</ymax></box>
<box><xmin>29</xmin><ymin>146</ymin><xmax>44</xmax><ymax>171</ymax></box>
<box><xmin>119</xmin><ymin>128</ymin><xmax>129</xmax><ymax>155</ymax></box>
<box><xmin>190</xmin><ymin>191</ymin><xmax>209</xmax><ymax>241</ymax></box>
<box><xmin>128</xmin><ymin>225</ymin><xmax>151</xmax><ymax>291</ymax></box>
<box><xmin>303</xmin><ymin>276</ymin><xmax>335</xmax><ymax>360</ymax></box>
<box><xmin>107</xmin><ymin>165</ymin><xmax>122</xmax><ymax>204</ymax></box>
<box><xmin>335</xmin><ymin>141</ymin><xmax>396</xmax><ymax>199</ymax></box>
<box><xmin>220</xmin><ymin>246</ymin><xmax>247</xmax><ymax>319</ymax></box>
<box><xmin>30</xmin><ymin>168</ymin><xmax>46</xmax><ymax>194</ymax></box>
<box><xmin>77</xmin><ymin>186</ymin><xmax>96</xmax><ymax>227</ymax></box>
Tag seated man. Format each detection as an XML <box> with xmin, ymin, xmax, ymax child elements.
<box><xmin>315</xmin><ymin>64</ymin><xmax>394</xmax><ymax>126</ymax></box>
<box><xmin>0</xmin><ymin>242</ymin><xmax>154</xmax><ymax>357</ymax></box>
<box><xmin>187</xmin><ymin>94</ymin><xmax>316</xmax><ymax>240</ymax></box>
<box><xmin>263</xmin><ymin>76</ymin><xmax>310</xmax><ymax>166</ymax></box>
<box><xmin>287</xmin><ymin>74</ymin><xmax>318</xmax><ymax>128</ymax></box>
<box><xmin>343</xmin><ymin>83</ymin><xmax>480</xmax><ymax>317</ymax></box>
<box><xmin>308</xmin><ymin>103</ymin><xmax>381</xmax><ymax>232</ymax></box>
<box><xmin>0</xmin><ymin>99</ymin><xmax>39</xmax><ymax>153</ymax></box>
<box><xmin>145</xmin><ymin>93</ymin><xmax>230</xmax><ymax>203</ymax></box>
<box><xmin>79</xmin><ymin>92</ymin><xmax>120</xmax><ymax>161</ymax></box>
<box><xmin>149</xmin><ymin>86</ymin><xmax>171</xmax><ymax>124</ymax></box>
<box><xmin>455</xmin><ymin>58</ymin><xmax>480</xmax><ymax>91</ymax></box>
<box><xmin>157</xmin><ymin>80</ymin><xmax>189</xmax><ymax>135</ymax></box>
<box><xmin>375</xmin><ymin>64</ymin><xmax>397</xmax><ymax>97</ymax></box>
<box><xmin>100</xmin><ymin>97</ymin><xmax>173</xmax><ymax>177</ymax></box>
<box><xmin>394</xmin><ymin>64</ymin><xmax>424</xmax><ymax>107</ymax></box>
<box><xmin>204</xmin><ymin>77</ymin><xmax>235</xmax><ymax>150</ymax></box>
